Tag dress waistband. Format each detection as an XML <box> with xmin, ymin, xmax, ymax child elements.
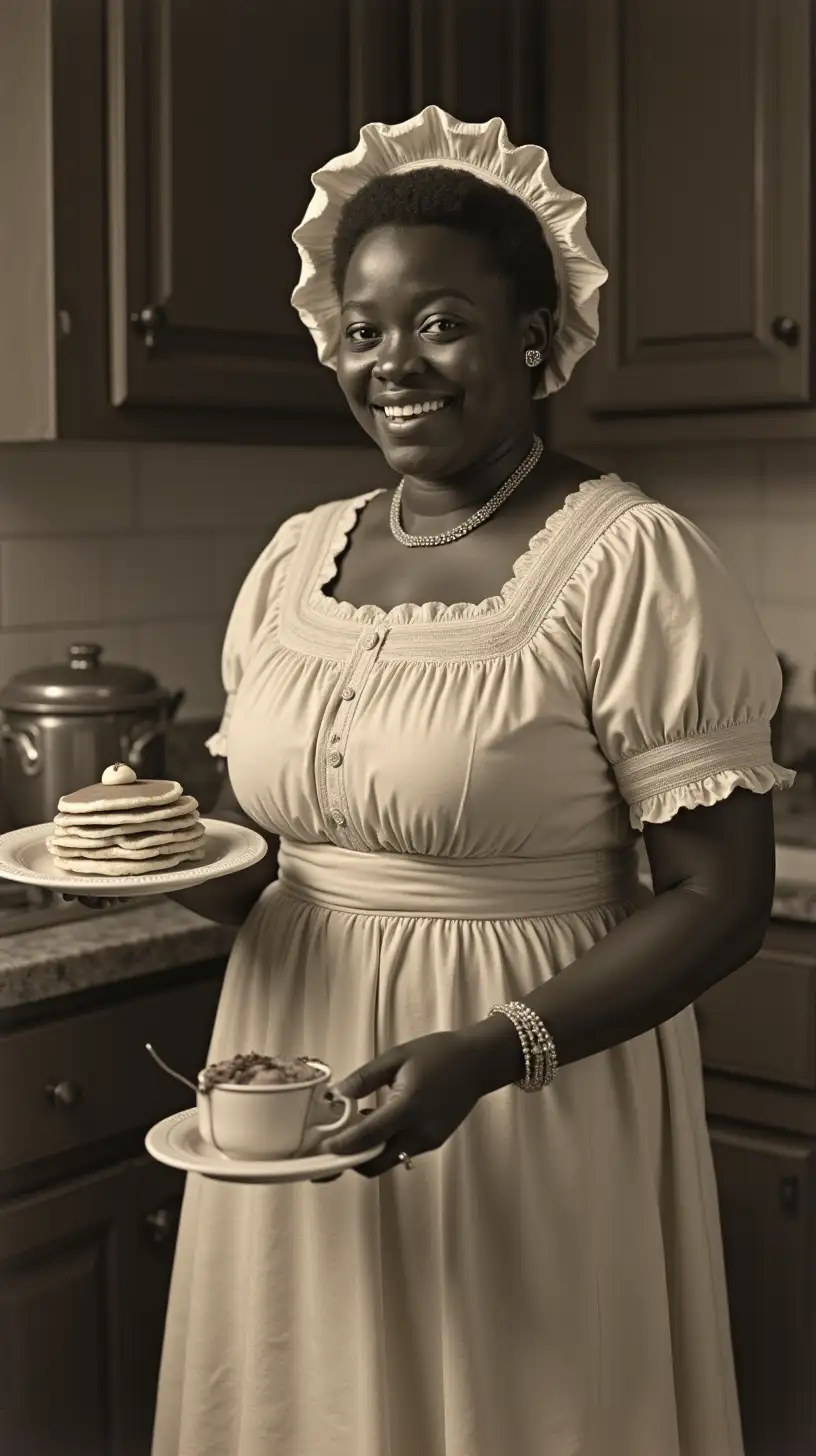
<box><xmin>276</xmin><ymin>840</ymin><xmax>643</xmax><ymax>919</ymax></box>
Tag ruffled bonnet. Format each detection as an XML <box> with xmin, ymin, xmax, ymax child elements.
<box><xmin>290</xmin><ymin>105</ymin><xmax>607</xmax><ymax>399</ymax></box>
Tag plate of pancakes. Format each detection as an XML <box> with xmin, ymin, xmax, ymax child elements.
<box><xmin>0</xmin><ymin>763</ymin><xmax>268</xmax><ymax>897</ymax></box>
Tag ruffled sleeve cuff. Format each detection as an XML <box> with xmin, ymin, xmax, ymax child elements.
<box><xmin>205</xmin><ymin>694</ymin><xmax>234</xmax><ymax>760</ymax></box>
<box><xmin>613</xmin><ymin>721</ymin><xmax>797</xmax><ymax>830</ymax></box>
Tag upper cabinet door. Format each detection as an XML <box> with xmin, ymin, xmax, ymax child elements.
<box><xmin>581</xmin><ymin>0</ymin><xmax>812</xmax><ymax>415</ymax></box>
<box><xmin>107</xmin><ymin>0</ymin><xmax>360</xmax><ymax>414</ymax></box>
<box><xmin>105</xmin><ymin>0</ymin><xmax>543</xmax><ymax>416</ymax></box>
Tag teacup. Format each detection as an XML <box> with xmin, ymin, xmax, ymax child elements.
<box><xmin>196</xmin><ymin>1058</ymin><xmax>355</xmax><ymax>1161</ymax></box>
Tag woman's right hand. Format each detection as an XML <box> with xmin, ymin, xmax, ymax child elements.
<box><xmin>61</xmin><ymin>894</ymin><xmax>133</xmax><ymax>910</ymax></box>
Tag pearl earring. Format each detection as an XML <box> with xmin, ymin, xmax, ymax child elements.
<box><xmin>524</xmin><ymin>348</ymin><xmax>543</xmax><ymax>368</ymax></box>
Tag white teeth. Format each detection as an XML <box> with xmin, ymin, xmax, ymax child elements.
<box><xmin>381</xmin><ymin>399</ymin><xmax>451</xmax><ymax>419</ymax></box>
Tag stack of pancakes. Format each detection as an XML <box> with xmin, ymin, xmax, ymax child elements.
<box><xmin>47</xmin><ymin>776</ymin><xmax>206</xmax><ymax>876</ymax></box>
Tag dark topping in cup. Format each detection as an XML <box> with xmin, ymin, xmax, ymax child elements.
<box><xmin>198</xmin><ymin>1051</ymin><xmax>320</xmax><ymax>1092</ymax></box>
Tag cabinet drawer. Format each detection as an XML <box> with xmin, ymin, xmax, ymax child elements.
<box><xmin>0</xmin><ymin>975</ymin><xmax>221</xmax><ymax>1173</ymax></box>
<box><xmin>696</xmin><ymin>946</ymin><xmax>816</xmax><ymax>1089</ymax></box>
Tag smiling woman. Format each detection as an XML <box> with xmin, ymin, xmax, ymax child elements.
<box><xmin>149</xmin><ymin>107</ymin><xmax>796</xmax><ymax>1456</ymax></box>
<box><xmin>331</xmin><ymin>170</ymin><xmax>555</xmax><ymax>485</ymax></box>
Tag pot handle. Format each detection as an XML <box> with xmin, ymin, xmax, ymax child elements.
<box><xmin>0</xmin><ymin>721</ymin><xmax>42</xmax><ymax>777</ymax></box>
<box><xmin>165</xmin><ymin>690</ymin><xmax>185</xmax><ymax>723</ymax></box>
<box><xmin>124</xmin><ymin>692</ymin><xmax>185</xmax><ymax>770</ymax></box>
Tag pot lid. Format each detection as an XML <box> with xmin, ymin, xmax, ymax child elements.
<box><xmin>0</xmin><ymin>643</ymin><xmax>170</xmax><ymax>714</ymax></box>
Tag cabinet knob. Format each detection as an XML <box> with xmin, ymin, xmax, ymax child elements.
<box><xmin>779</xmin><ymin>1174</ymin><xmax>800</xmax><ymax>1216</ymax></box>
<box><xmin>44</xmin><ymin>1080</ymin><xmax>82</xmax><ymax>1109</ymax></box>
<box><xmin>129</xmin><ymin>304</ymin><xmax>167</xmax><ymax>350</ymax></box>
<box><xmin>144</xmin><ymin>1207</ymin><xmax>176</xmax><ymax>1245</ymax></box>
<box><xmin>771</xmin><ymin>316</ymin><xmax>801</xmax><ymax>347</ymax></box>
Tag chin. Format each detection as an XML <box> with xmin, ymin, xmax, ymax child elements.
<box><xmin>376</xmin><ymin>439</ymin><xmax>463</xmax><ymax>479</ymax></box>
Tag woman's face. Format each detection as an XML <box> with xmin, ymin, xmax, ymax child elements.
<box><xmin>336</xmin><ymin>224</ymin><xmax>550</xmax><ymax>481</ymax></box>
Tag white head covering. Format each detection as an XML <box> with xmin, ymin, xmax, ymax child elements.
<box><xmin>290</xmin><ymin>105</ymin><xmax>607</xmax><ymax>400</ymax></box>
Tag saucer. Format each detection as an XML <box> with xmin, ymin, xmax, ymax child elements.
<box><xmin>145</xmin><ymin>1108</ymin><xmax>385</xmax><ymax>1184</ymax></box>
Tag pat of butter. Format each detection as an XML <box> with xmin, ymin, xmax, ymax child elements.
<box><xmin>101</xmin><ymin>762</ymin><xmax>137</xmax><ymax>786</ymax></box>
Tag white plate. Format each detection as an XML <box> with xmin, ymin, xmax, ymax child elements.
<box><xmin>0</xmin><ymin>818</ymin><xmax>268</xmax><ymax>898</ymax></box>
<box><xmin>145</xmin><ymin>1107</ymin><xmax>385</xmax><ymax>1184</ymax></box>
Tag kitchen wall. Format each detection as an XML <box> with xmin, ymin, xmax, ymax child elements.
<box><xmin>602</xmin><ymin>440</ymin><xmax>816</xmax><ymax>713</ymax></box>
<box><xmin>0</xmin><ymin>434</ymin><xmax>814</xmax><ymax>714</ymax></box>
<box><xmin>0</xmin><ymin>442</ymin><xmax>391</xmax><ymax>720</ymax></box>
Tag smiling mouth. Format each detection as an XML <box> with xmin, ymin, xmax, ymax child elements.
<box><xmin>372</xmin><ymin>399</ymin><xmax>457</xmax><ymax>428</ymax></box>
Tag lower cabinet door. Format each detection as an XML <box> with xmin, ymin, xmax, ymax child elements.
<box><xmin>709</xmin><ymin>1122</ymin><xmax>816</xmax><ymax>1456</ymax></box>
<box><xmin>124</xmin><ymin>1155</ymin><xmax>187</xmax><ymax>1456</ymax></box>
<box><xmin>0</xmin><ymin>1154</ymin><xmax>187</xmax><ymax>1456</ymax></box>
<box><xmin>0</xmin><ymin>1161</ymin><xmax>133</xmax><ymax>1456</ymax></box>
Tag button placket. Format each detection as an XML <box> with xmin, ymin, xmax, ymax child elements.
<box><xmin>316</xmin><ymin>628</ymin><xmax>385</xmax><ymax>846</ymax></box>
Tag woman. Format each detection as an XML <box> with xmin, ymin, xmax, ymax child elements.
<box><xmin>151</xmin><ymin>109</ymin><xmax>794</xmax><ymax>1454</ymax></box>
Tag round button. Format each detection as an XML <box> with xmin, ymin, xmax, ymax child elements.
<box><xmin>328</xmin><ymin>750</ymin><xmax>343</xmax><ymax>768</ymax></box>
<box><xmin>363</xmin><ymin>631</ymin><xmax>379</xmax><ymax>650</ymax></box>
<box><xmin>340</xmin><ymin>686</ymin><xmax>356</xmax><ymax>701</ymax></box>
<box><xmin>331</xmin><ymin>809</ymin><xmax>346</xmax><ymax>827</ymax></box>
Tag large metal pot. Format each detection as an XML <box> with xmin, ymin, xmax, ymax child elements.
<box><xmin>0</xmin><ymin>643</ymin><xmax>184</xmax><ymax>828</ymax></box>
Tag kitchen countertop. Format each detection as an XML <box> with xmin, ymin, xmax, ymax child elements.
<box><xmin>0</xmin><ymin>900</ymin><xmax>236</xmax><ymax>1010</ymax></box>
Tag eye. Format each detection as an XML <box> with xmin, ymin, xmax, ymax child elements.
<box><xmin>344</xmin><ymin>324</ymin><xmax>381</xmax><ymax>345</ymax></box>
<box><xmin>421</xmin><ymin>316</ymin><xmax>463</xmax><ymax>338</ymax></box>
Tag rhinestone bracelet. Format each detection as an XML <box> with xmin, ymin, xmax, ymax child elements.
<box><xmin>515</xmin><ymin>1003</ymin><xmax>558</xmax><ymax>1087</ymax></box>
<box><xmin>494</xmin><ymin>1002</ymin><xmax>558</xmax><ymax>1091</ymax></box>
<box><xmin>490</xmin><ymin>1002</ymin><xmax>535</xmax><ymax>1086</ymax></box>
<box><xmin>488</xmin><ymin>1001</ymin><xmax>559</xmax><ymax>1092</ymax></box>
<box><xmin>517</xmin><ymin>1004</ymin><xmax>558</xmax><ymax>1090</ymax></box>
<box><xmin>509</xmin><ymin>1005</ymin><xmax>549</xmax><ymax>1091</ymax></box>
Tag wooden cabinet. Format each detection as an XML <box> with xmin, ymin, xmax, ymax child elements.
<box><xmin>697</xmin><ymin>921</ymin><xmax>816</xmax><ymax>1456</ymax></box>
<box><xmin>2</xmin><ymin>0</ymin><xmax>544</xmax><ymax>443</ymax></box>
<box><xmin>0</xmin><ymin>1154</ymin><xmax>184</xmax><ymax>1456</ymax></box>
<box><xmin>545</xmin><ymin>0</ymin><xmax>816</xmax><ymax>446</ymax></box>
<box><xmin>0</xmin><ymin>1161</ymin><xmax>131</xmax><ymax>1456</ymax></box>
<box><xmin>126</xmin><ymin>1158</ymin><xmax>188</xmax><ymax>1456</ymax></box>
<box><xmin>0</xmin><ymin>960</ymin><xmax>223</xmax><ymax>1456</ymax></box>
<box><xmin>708</xmin><ymin>1126</ymin><xmax>816</xmax><ymax>1456</ymax></box>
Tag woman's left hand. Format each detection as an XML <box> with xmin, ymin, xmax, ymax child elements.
<box><xmin>322</xmin><ymin>1030</ymin><xmax>487</xmax><ymax>1177</ymax></box>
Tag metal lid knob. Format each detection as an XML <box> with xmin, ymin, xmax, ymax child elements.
<box><xmin>68</xmin><ymin>643</ymin><xmax>103</xmax><ymax>671</ymax></box>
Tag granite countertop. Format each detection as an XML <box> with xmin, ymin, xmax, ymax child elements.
<box><xmin>0</xmin><ymin>900</ymin><xmax>236</xmax><ymax>1010</ymax></box>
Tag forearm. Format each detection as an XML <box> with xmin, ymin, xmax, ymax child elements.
<box><xmin>464</xmin><ymin>886</ymin><xmax>767</xmax><ymax>1096</ymax></box>
<box><xmin>166</xmin><ymin>811</ymin><xmax>279</xmax><ymax>926</ymax></box>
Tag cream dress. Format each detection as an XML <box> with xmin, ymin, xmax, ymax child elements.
<box><xmin>152</xmin><ymin>474</ymin><xmax>794</xmax><ymax>1456</ymax></box>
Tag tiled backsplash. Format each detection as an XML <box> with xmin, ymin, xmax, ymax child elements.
<box><xmin>0</xmin><ymin>435</ymin><xmax>814</xmax><ymax>736</ymax></box>
<box><xmin>600</xmin><ymin>441</ymin><xmax>816</xmax><ymax>712</ymax></box>
<box><xmin>0</xmin><ymin>443</ymin><xmax>390</xmax><ymax>719</ymax></box>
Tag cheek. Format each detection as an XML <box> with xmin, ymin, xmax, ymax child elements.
<box><xmin>448</xmin><ymin>344</ymin><xmax>520</xmax><ymax>406</ymax></box>
<box><xmin>336</xmin><ymin>353</ymin><xmax>370</xmax><ymax>408</ymax></box>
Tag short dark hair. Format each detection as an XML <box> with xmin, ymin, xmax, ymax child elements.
<box><xmin>331</xmin><ymin>166</ymin><xmax>558</xmax><ymax>317</ymax></box>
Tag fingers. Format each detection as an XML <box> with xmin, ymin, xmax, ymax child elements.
<box><xmin>352</xmin><ymin>1143</ymin><xmax>418</xmax><ymax>1180</ymax></box>
<box><xmin>310</xmin><ymin>1109</ymin><xmax>376</xmax><ymax>1183</ymax></box>
<box><xmin>323</xmin><ymin>1099</ymin><xmax>405</xmax><ymax>1158</ymax></box>
<box><xmin>61</xmin><ymin>895</ymin><xmax>131</xmax><ymax>909</ymax></box>
<box><xmin>334</xmin><ymin>1045</ymin><xmax>405</xmax><ymax>1101</ymax></box>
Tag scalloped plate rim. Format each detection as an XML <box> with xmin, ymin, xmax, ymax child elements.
<box><xmin>0</xmin><ymin>818</ymin><xmax>268</xmax><ymax>897</ymax></box>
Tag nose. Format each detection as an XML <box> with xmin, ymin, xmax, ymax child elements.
<box><xmin>372</xmin><ymin>330</ymin><xmax>427</xmax><ymax>383</ymax></box>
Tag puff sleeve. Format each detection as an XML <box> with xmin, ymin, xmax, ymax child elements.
<box><xmin>581</xmin><ymin>501</ymin><xmax>796</xmax><ymax>830</ymax></box>
<box><xmin>205</xmin><ymin>513</ymin><xmax>308</xmax><ymax>758</ymax></box>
